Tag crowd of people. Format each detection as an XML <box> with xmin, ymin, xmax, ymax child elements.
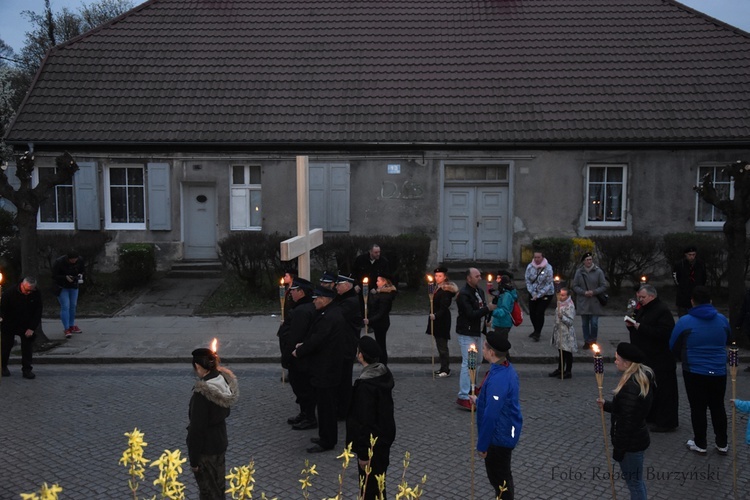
<box><xmin>2</xmin><ymin>243</ymin><xmax>740</xmax><ymax>500</ymax></box>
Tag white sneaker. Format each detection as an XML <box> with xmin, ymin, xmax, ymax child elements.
<box><xmin>436</xmin><ymin>370</ymin><xmax>451</xmax><ymax>378</ymax></box>
<box><xmin>686</xmin><ymin>439</ymin><xmax>707</xmax><ymax>455</ymax></box>
<box><xmin>715</xmin><ymin>444</ymin><xmax>728</xmax><ymax>455</ymax></box>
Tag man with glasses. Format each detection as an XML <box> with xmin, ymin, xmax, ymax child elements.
<box><xmin>627</xmin><ymin>284</ymin><xmax>678</xmax><ymax>432</ymax></box>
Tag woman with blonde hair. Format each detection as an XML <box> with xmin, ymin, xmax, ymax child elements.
<box><xmin>596</xmin><ymin>342</ymin><xmax>654</xmax><ymax>500</ymax></box>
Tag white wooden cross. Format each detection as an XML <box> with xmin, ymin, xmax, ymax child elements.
<box><xmin>280</xmin><ymin>156</ymin><xmax>324</xmax><ymax>280</ymax></box>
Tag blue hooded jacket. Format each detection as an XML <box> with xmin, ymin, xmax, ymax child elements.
<box><xmin>669</xmin><ymin>303</ymin><xmax>729</xmax><ymax>376</ymax></box>
<box><xmin>476</xmin><ymin>362</ymin><xmax>523</xmax><ymax>451</ymax></box>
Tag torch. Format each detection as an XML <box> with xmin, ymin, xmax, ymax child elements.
<box><xmin>427</xmin><ymin>275</ymin><xmax>435</xmax><ymax>378</ymax></box>
<box><xmin>0</xmin><ymin>272</ymin><xmax>3</xmax><ymax>383</ymax></box>
<box><xmin>553</xmin><ymin>276</ymin><xmax>563</xmax><ymax>379</ymax></box>
<box><xmin>486</xmin><ymin>274</ymin><xmax>493</xmax><ymax>296</ymax></box>
<box><xmin>592</xmin><ymin>344</ymin><xmax>617</xmax><ymax>500</ymax></box>
<box><xmin>553</xmin><ymin>275</ymin><xmax>561</xmax><ymax>294</ymax></box>
<box><xmin>278</xmin><ymin>277</ymin><xmax>285</xmax><ymax>324</ymax></box>
<box><xmin>362</xmin><ymin>277</ymin><xmax>369</xmax><ymax>324</ymax></box>
<box><xmin>729</xmin><ymin>343</ymin><xmax>739</xmax><ymax>500</ymax></box>
<box><xmin>468</xmin><ymin>343</ymin><xmax>478</xmax><ymax>500</ymax></box>
<box><xmin>640</xmin><ymin>275</ymin><xmax>648</xmax><ymax>286</ymax></box>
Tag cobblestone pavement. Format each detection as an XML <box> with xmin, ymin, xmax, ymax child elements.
<box><xmin>2</xmin><ymin>363</ymin><xmax>749</xmax><ymax>499</ymax></box>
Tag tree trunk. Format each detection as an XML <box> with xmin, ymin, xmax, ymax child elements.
<box><xmin>725</xmin><ymin>217</ymin><xmax>747</xmax><ymax>341</ymax></box>
<box><xmin>17</xmin><ymin>205</ymin><xmax>49</xmax><ymax>344</ymax></box>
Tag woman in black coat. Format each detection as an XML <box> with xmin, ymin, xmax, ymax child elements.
<box><xmin>597</xmin><ymin>343</ymin><xmax>654</xmax><ymax>500</ymax></box>
<box><xmin>426</xmin><ymin>267</ymin><xmax>459</xmax><ymax>377</ymax></box>
<box><xmin>364</xmin><ymin>273</ymin><xmax>397</xmax><ymax>364</ymax></box>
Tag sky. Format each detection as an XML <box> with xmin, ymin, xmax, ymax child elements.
<box><xmin>1</xmin><ymin>0</ymin><xmax>750</xmax><ymax>54</ymax></box>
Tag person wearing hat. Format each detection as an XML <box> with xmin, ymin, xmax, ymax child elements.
<box><xmin>187</xmin><ymin>347</ymin><xmax>239</xmax><ymax>499</ymax></box>
<box><xmin>353</xmin><ymin>243</ymin><xmax>391</xmax><ymax>314</ymax></box>
<box><xmin>596</xmin><ymin>342</ymin><xmax>654</xmax><ymax>500</ymax></box>
<box><xmin>277</xmin><ymin>267</ymin><xmax>299</xmax><ymax>383</ymax></box>
<box><xmin>469</xmin><ymin>331</ymin><xmax>522</xmax><ymax>500</ymax></box>
<box><xmin>335</xmin><ymin>274</ymin><xmax>364</xmax><ymax>419</ymax></box>
<box><xmin>282</xmin><ymin>277</ymin><xmax>318</xmax><ymax>430</ymax></box>
<box><xmin>670</xmin><ymin>286</ymin><xmax>730</xmax><ymax>456</ymax></box>
<box><xmin>319</xmin><ymin>270</ymin><xmax>337</xmax><ymax>290</ymax></box>
<box><xmin>524</xmin><ymin>250</ymin><xmax>555</xmax><ymax>342</ymax></box>
<box><xmin>363</xmin><ymin>271</ymin><xmax>397</xmax><ymax>364</ymax></box>
<box><xmin>672</xmin><ymin>246</ymin><xmax>706</xmax><ymax>317</ymax></box>
<box><xmin>572</xmin><ymin>252</ymin><xmax>608</xmax><ymax>350</ymax></box>
<box><xmin>293</xmin><ymin>286</ymin><xmax>347</xmax><ymax>453</ymax></box>
<box><xmin>345</xmin><ymin>336</ymin><xmax>396</xmax><ymax>500</ymax></box>
<box><xmin>426</xmin><ymin>266</ymin><xmax>459</xmax><ymax>378</ymax></box>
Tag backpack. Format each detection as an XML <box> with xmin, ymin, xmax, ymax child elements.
<box><xmin>511</xmin><ymin>301</ymin><xmax>524</xmax><ymax>326</ymax></box>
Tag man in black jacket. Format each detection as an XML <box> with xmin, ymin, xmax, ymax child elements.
<box><xmin>293</xmin><ymin>286</ymin><xmax>347</xmax><ymax>453</ymax></box>
<box><xmin>346</xmin><ymin>336</ymin><xmax>396</xmax><ymax>500</ymax></box>
<box><xmin>335</xmin><ymin>274</ymin><xmax>363</xmax><ymax>419</ymax></box>
<box><xmin>672</xmin><ymin>246</ymin><xmax>707</xmax><ymax>317</ymax></box>
<box><xmin>455</xmin><ymin>268</ymin><xmax>496</xmax><ymax>410</ymax></box>
<box><xmin>282</xmin><ymin>277</ymin><xmax>318</xmax><ymax>430</ymax></box>
<box><xmin>627</xmin><ymin>284</ymin><xmax>678</xmax><ymax>432</ymax></box>
<box><xmin>1</xmin><ymin>277</ymin><xmax>43</xmax><ymax>379</ymax></box>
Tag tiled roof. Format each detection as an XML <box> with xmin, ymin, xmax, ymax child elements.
<box><xmin>6</xmin><ymin>0</ymin><xmax>750</xmax><ymax>147</ymax></box>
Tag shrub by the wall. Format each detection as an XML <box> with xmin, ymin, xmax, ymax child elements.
<box><xmin>592</xmin><ymin>234</ymin><xmax>663</xmax><ymax>291</ymax></box>
<box><xmin>218</xmin><ymin>232</ymin><xmax>286</xmax><ymax>292</ymax></box>
<box><xmin>117</xmin><ymin>243</ymin><xmax>156</xmax><ymax>289</ymax></box>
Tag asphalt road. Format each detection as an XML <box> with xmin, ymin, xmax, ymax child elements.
<box><xmin>2</xmin><ymin>363</ymin><xmax>748</xmax><ymax>499</ymax></box>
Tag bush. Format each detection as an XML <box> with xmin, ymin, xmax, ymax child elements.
<box><xmin>0</xmin><ymin>208</ymin><xmax>18</xmax><ymax>237</ymax></box>
<box><xmin>380</xmin><ymin>234</ymin><xmax>431</xmax><ymax>289</ymax></box>
<box><xmin>592</xmin><ymin>234</ymin><xmax>663</xmax><ymax>291</ymax></box>
<box><xmin>531</xmin><ymin>237</ymin><xmax>574</xmax><ymax>280</ymax></box>
<box><xmin>662</xmin><ymin>232</ymin><xmax>732</xmax><ymax>287</ymax></box>
<box><xmin>38</xmin><ymin>232</ymin><xmax>111</xmax><ymax>283</ymax></box>
<box><xmin>117</xmin><ymin>243</ymin><xmax>156</xmax><ymax>289</ymax></box>
<box><xmin>218</xmin><ymin>232</ymin><xmax>286</xmax><ymax>292</ymax></box>
<box><xmin>0</xmin><ymin>236</ymin><xmax>21</xmax><ymax>285</ymax></box>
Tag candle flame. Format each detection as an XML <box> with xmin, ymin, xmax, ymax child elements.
<box><xmin>554</xmin><ymin>275</ymin><xmax>560</xmax><ymax>282</ymax></box>
<box><xmin>0</xmin><ymin>272</ymin><xmax>3</xmax><ymax>284</ymax></box>
<box><xmin>591</xmin><ymin>343</ymin><xmax>600</xmax><ymax>355</ymax></box>
<box><xmin>426</xmin><ymin>274</ymin><xmax>433</xmax><ymax>283</ymax></box>
<box><xmin>640</xmin><ymin>275</ymin><xmax>647</xmax><ymax>283</ymax></box>
<box><xmin>280</xmin><ymin>277</ymin><xmax>284</xmax><ymax>286</ymax></box>
<box><xmin>363</xmin><ymin>277</ymin><xmax>369</xmax><ymax>284</ymax></box>
<box><xmin>210</xmin><ymin>338</ymin><xmax>218</xmax><ymax>353</ymax></box>
<box><xmin>487</xmin><ymin>274</ymin><xmax>492</xmax><ymax>282</ymax></box>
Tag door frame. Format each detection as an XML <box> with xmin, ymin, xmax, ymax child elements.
<box><xmin>438</xmin><ymin>160</ymin><xmax>515</xmax><ymax>264</ymax></box>
<box><xmin>181</xmin><ymin>183</ymin><xmax>218</xmax><ymax>260</ymax></box>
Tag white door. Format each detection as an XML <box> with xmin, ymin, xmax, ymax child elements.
<box><xmin>443</xmin><ymin>186</ymin><xmax>508</xmax><ymax>261</ymax></box>
<box><xmin>184</xmin><ymin>185</ymin><xmax>217</xmax><ymax>260</ymax></box>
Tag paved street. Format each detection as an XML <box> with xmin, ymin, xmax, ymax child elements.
<box><xmin>2</xmin><ymin>363</ymin><xmax>749</xmax><ymax>499</ymax></box>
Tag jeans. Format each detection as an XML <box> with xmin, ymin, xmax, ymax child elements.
<box><xmin>580</xmin><ymin>314</ymin><xmax>599</xmax><ymax>343</ymax></box>
<box><xmin>683</xmin><ymin>370</ymin><xmax>727</xmax><ymax>449</ymax></box>
<box><xmin>58</xmin><ymin>287</ymin><xmax>79</xmax><ymax>330</ymax></box>
<box><xmin>457</xmin><ymin>334</ymin><xmax>480</xmax><ymax>399</ymax></box>
<box><xmin>618</xmin><ymin>451</ymin><xmax>647</xmax><ymax>500</ymax></box>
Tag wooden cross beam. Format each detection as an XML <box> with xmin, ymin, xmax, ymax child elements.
<box><xmin>280</xmin><ymin>156</ymin><xmax>324</xmax><ymax>280</ymax></box>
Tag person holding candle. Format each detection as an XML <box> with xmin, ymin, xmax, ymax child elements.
<box><xmin>626</xmin><ymin>284</ymin><xmax>678</xmax><ymax>433</ymax></box>
<box><xmin>525</xmin><ymin>250</ymin><xmax>555</xmax><ymax>342</ymax></box>
<box><xmin>572</xmin><ymin>252</ymin><xmax>608</xmax><ymax>350</ymax></box>
<box><xmin>456</xmin><ymin>268</ymin><xmax>497</xmax><ymax>410</ymax></box>
<box><xmin>363</xmin><ymin>272</ymin><xmax>397</xmax><ymax>365</ymax></box>
<box><xmin>489</xmin><ymin>274</ymin><xmax>518</xmax><ymax>343</ymax></box>
<box><xmin>549</xmin><ymin>287</ymin><xmax>576</xmax><ymax>379</ymax></box>
<box><xmin>596</xmin><ymin>342</ymin><xmax>654</xmax><ymax>500</ymax></box>
<box><xmin>427</xmin><ymin>266</ymin><xmax>459</xmax><ymax>378</ymax></box>
<box><xmin>669</xmin><ymin>286</ymin><xmax>730</xmax><ymax>456</ymax></box>
<box><xmin>187</xmin><ymin>347</ymin><xmax>239</xmax><ymax>500</ymax></box>
<box><xmin>469</xmin><ymin>331</ymin><xmax>522</xmax><ymax>500</ymax></box>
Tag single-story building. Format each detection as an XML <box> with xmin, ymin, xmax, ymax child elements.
<box><xmin>4</xmin><ymin>0</ymin><xmax>750</xmax><ymax>271</ymax></box>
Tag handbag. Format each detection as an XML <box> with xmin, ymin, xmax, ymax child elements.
<box><xmin>511</xmin><ymin>300</ymin><xmax>524</xmax><ymax>326</ymax></box>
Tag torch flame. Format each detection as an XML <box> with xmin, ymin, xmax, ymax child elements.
<box><xmin>554</xmin><ymin>275</ymin><xmax>560</xmax><ymax>282</ymax></box>
<box><xmin>210</xmin><ymin>338</ymin><xmax>218</xmax><ymax>353</ymax></box>
<box><xmin>469</xmin><ymin>343</ymin><xmax>477</xmax><ymax>352</ymax></box>
<box><xmin>426</xmin><ymin>274</ymin><xmax>433</xmax><ymax>283</ymax></box>
<box><xmin>640</xmin><ymin>275</ymin><xmax>647</xmax><ymax>283</ymax></box>
<box><xmin>591</xmin><ymin>343</ymin><xmax>600</xmax><ymax>355</ymax></box>
<box><xmin>487</xmin><ymin>274</ymin><xmax>492</xmax><ymax>282</ymax></box>
<box><xmin>280</xmin><ymin>277</ymin><xmax>284</xmax><ymax>286</ymax></box>
<box><xmin>363</xmin><ymin>277</ymin><xmax>369</xmax><ymax>284</ymax></box>
<box><xmin>0</xmin><ymin>272</ymin><xmax>3</xmax><ymax>284</ymax></box>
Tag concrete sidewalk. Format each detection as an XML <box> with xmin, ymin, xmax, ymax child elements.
<box><xmin>13</xmin><ymin>275</ymin><xmax>747</xmax><ymax>365</ymax></box>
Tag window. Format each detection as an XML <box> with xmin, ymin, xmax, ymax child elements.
<box><xmin>586</xmin><ymin>164</ymin><xmax>627</xmax><ymax>227</ymax></box>
<box><xmin>104</xmin><ymin>165</ymin><xmax>146</xmax><ymax>229</ymax></box>
<box><xmin>695</xmin><ymin>165</ymin><xmax>732</xmax><ymax>228</ymax></box>
<box><xmin>230</xmin><ymin>165</ymin><xmax>262</xmax><ymax>230</ymax></box>
<box><xmin>36</xmin><ymin>167</ymin><xmax>74</xmax><ymax>230</ymax></box>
